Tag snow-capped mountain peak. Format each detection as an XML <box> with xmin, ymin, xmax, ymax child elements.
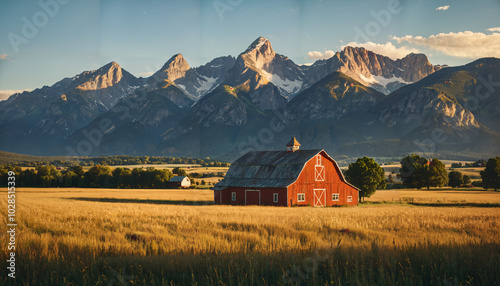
<box><xmin>243</xmin><ymin>36</ymin><xmax>272</xmax><ymax>54</ymax></box>
<box><xmin>302</xmin><ymin>46</ymin><xmax>442</xmax><ymax>94</ymax></box>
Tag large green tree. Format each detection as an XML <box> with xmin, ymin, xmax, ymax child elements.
<box><xmin>36</xmin><ymin>165</ymin><xmax>61</xmax><ymax>187</ymax></box>
<box><xmin>344</xmin><ymin>157</ymin><xmax>386</xmax><ymax>202</ymax></box>
<box><xmin>86</xmin><ymin>165</ymin><xmax>112</xmax><ymax>187</ymax></box>
<box><xmin>427</xmin><ymin>158</ymin><xmax>448</xmax><ymax>189</ymax></box>
<box><xmin>463</xmin><ymin>175</ymin><xmax>471</xmax><ymax>185</ymax></box>
<box><xmin>112</xmin><ymin>167</ymin><xmax>132</xmax><ymax>188</ymax></box>
<box><xmin>62</xmin><ymin>170</ymin><xmax>78</xmax><ymax>187</ymax></box>
<box><xmin>172</xmin><ymin>167</ymin><xmax>187</xmax><ymax>176</ymax></box>
<box><xmin>400</xmin><ymin>154</ymin><xmax>428</xmax><ymax>189</ymax></box>
<box><xmin>481</xmin><ymin>157</ymin><xmax>500</xmax><ymax>191</ymax></box>
<box><xmin>448</xmin><ymin>171</ymin><xmax>464</xmax><ymax>188</ymax></box>
<box><xmin>400</xmin><ymin>155</ymin><xmax>448</xmax><ymax>189</ymax></box>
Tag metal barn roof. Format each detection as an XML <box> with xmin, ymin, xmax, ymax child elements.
<box><xmin>170</xmin><ymin>176</ymin><xmax>188</xmax><ymax>182</ymax></box>
<box><xmin>214</xmin><ymin>150</ymin><xmax>322</xmax><ymax>190</ymax></box>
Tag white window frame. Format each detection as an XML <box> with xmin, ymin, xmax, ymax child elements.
<box><xmin>273</xmin><ymin>193</ymin><xmax>278</xmax><ymax>203</ymax></box>
<box><xmin>231</xmin><ymin>192</ymin><xmax>236</xmax><ymax>201</ymax></box>
<box><xmin>297</xmin><ymin>193</ymin><xmax>305</xmax><ymax>202</ymax></box>
<box><xmin>347</xmin><ymin>196</ymin><xmax>352</xmax><ymax>202</ymax></box>
<box><xmin>316</xmin><ymin>155</ymin><xmax>322</xmax><ymax>166</ymax></box>
<box><xmin>332</xmin><ymin>193</ymin><xmax>339</xmax><ymax>201</ymax></box>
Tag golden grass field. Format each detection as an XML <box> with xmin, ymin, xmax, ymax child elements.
<box><xmin>1</xmin><ymin>187</ymin><xmax>499</xmax><ymax>285</ymax></box>
<box><xmin>366</xmin><ymin>189</ymin><xmax>500</xmax><ymax>204</ymax></box>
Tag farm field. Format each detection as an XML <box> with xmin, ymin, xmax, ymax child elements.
<box><xmin>1</xmin><ymin>188</ymin><xmax>499</xmax><ymax>285</ymax></box>
<box><xmin>365</xmin><ymin>189</ymin><xmax>500</xmax><ymax>204</ymax></box>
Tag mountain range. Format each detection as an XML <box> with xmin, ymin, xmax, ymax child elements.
<box><xmin>1</xmin><ymin>37</ymin><xmax>499</xmax><ymax>161</ymax></box>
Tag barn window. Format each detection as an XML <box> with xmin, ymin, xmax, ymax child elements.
<box><xmin>332</xmin><ymin>193</ymin><xmax>339</xmax><ymax>201</ymax></box>
<box><xmin>316</xmin><ymin>155</ymin><xmax>322</xmax><ymax>166</ymax></box>
<box><xmin>273</xmin><ymin>193</ymin><xmax>278</xmax><ymax>203</ymax></box>
<box><xmin>315</xmin><ymin>165</ymin><xmax>325</xmax><ymax>181</ymax></box>
<box><xmin>231</xmin><ymin>192</ymin><xmax>236</xmax><ymax>201</ymax></box>
<box><xmin>347</xmin><ymin>196</ymin><xmax>352</xmax><ymax>202</ymax></box>
<box><xmin>298</xmin><ymin>193</ymin><xmax>305</xmax><ymax>202</ymax></box>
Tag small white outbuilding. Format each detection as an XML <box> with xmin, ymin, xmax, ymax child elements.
<box><xmin>168</xmin><ymin>176</ymin><xmax>191</xmax><ymax>188</ymax></box>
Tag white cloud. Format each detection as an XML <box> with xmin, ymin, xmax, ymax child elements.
<box><xmin>0</xmin><ymin>90</ymin><xmax>32</xmax><ymax>101</ymax></box>
<box><xmin>0</xmin><ymin>54</ymin><xmax>11</xmax><ymax>61</ymax></box>
<box><xmin>436</xmin><ymin>5</ymin><xmax>450</xmax><ymax>11</ymax></box>
<box><xmin>307</xmin><ymin>50</ymin><xmax>335</xmax><ymax>60</ymax></box>
<box><xmin>138</xmin><ymin>72</ymin><xmax>154</xmax><ymax>77</ymax></box>
<box><xmin>344</xmin><ymin>41</ymin><xmax>420</xmax><ymax>60</ymax></box>
<box><xmin>487</xmin><ymin>27</ymin><xmax>500</xmax><ymax>32</ymax></box>
<box><xmin>392</xmin><ymin>31</ymin><xmax>500</xmax><ymax>59</ymax></box>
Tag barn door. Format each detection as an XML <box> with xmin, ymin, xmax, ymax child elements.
<box><xmin>313</xmin><ymin>189</ymin><xmax>326</xmax><ymax>207</ymax></box>
<box><xmin>245</xmin><ymin>190</ymin><xmax>261</xmax><ymax>205</ymax></box>
<box><xmin>214</xmin><ymin>191</ymin><xmax>219</xmax><ymax>204</ymax></box>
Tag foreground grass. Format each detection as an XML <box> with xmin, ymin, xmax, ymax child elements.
<box><xmin>1</xmin><ymin>188</ymin><xmax>499</xmax><ymax>285</ymax></box>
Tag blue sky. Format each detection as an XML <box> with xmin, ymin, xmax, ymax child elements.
<box><xmin>1</xmin><ymin>0</ymin><xmax>500</xmax><ymax>93</ymax></box>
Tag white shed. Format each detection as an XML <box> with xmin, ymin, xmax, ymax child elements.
<box><xmin>169</xmin><ymin>176</ymin><xmax>191</xmax><ymax>188</ymax></box>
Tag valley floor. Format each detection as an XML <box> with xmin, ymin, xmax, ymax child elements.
<box><xmin>1</xmin><ymin>188</ymin><xmax>499</xmax><ymax>285</ymax></box>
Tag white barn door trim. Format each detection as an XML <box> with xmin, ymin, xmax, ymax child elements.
<box><xmin>313</xmin><ymin>188</ymin><xmax>326</xmax><ymax>207</ymax></box>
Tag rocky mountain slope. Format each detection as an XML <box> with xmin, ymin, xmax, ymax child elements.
<box><xmin>0</xmin><ymin>62</ymin><xmax>143</xmax><ymax>153</ymax></box>
<box><xmin>384</xmin><ymin>57</ymin><xmax>500</xmax><ymax>133</ymax></box>
<box><xmin>64</xmin><ymin>80</ymin><xmax>189</xmax><ymax>156</ymax></box>
<box><xmin>148</xmin><ymin>54</ymin><xmax>235</xmax><ymax>100</ymax></box>
<box><xmin>175</xmin><ymin>56</ymin><xmax>236</xmax><ymax>99</ymax></box>
<box><xmin>330</xmin><ymin>58</ymin><xmax>500</xmax><ymax>158</ymax></box>
<box><xmin>303</xmin><ymin>46</ymin><xmax>443</xmax><ymax>94</ymax></box>
<box><xmin>288</xmin><ymin>72</ymin><xmax>385</xmax><ymax>120</ymax></box>
<box><xmin>221</xmin><ymin>37</ymin><xmax>304</xmax><ymax>109</ymax></box>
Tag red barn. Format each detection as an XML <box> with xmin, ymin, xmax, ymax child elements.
<box><xmin>214</xmin><ymin>138</ymin><xmax>359</xmax><ymax>206</ymax></box>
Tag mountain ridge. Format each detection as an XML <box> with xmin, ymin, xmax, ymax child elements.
<box><xmin>302</xmin><ymin>46</ymin><xmax>442</xmax><ymax>94</ymax></box>
<box><xmin>1</xmin><ymin>37</ymin><xmax>499</xmax><ymax>160</ymax></box>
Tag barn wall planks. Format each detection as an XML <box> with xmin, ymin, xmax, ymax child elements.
<box><xmin>217</xmin><ymin>187</ymin><xmax>288</xmax><ymax>206</ymax></box>
<box><xmin>287</xmin><ymin>151</ymin><xmax>358</xmax><ymax>206</ymax></box>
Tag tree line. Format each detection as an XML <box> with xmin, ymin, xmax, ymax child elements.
<box><xmin>4</xmin><ymin>155</ymin><xmax>229</xmax><ymax>168</ymax></box>
<box><xmin>0</xmin><ymin>165</ymin><xmax>196</xmax><ymax>189</ymax></box>
<box><xmin>343</xmin><ymin>155</ymin><xmax>500</xmax><ymax>202</ymax></box>
<box><xmin>399</xmin><ymin>155</ymin><xmax>500</xmax><ymax>191</ymax></box>
<box><xmin>399</xmin><ymin>155</ymin><xmax>449</xmax><ymax>189</ymax></box>
<box><xmin>451</xmin><ymin>160</ymin><xmax>486</xmax><ymax>168</ymax></box>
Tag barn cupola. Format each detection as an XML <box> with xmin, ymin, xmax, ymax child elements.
<box><xmin>286</xmin><ymin>137</ymin><xmax>301</xmax><ymax>152</ymax></box>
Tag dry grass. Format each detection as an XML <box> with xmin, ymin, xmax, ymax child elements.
<box><xmin>12</xmin><ymin>187</ymin><xmax>214</xmax><ymax>202</ymax></box>
<box><xmin>1</xmin><ymin>188</ymin><xmax>499</xmax><ymax>285</ymax></box>
<box><xmin>366</xmin><ymin>189</ymin><xmax>500</xmax><ymax>204</ymax></box>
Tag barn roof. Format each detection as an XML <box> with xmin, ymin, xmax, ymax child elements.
<box><xmin>215</xmin><ymin>149</ymin><xmax>359</xmax><ymax>191</ymax></box>
<box><xmin>170</xmin><ymin>176</ymin><xmax>188</xmax><ymax>182</ymax></box>
<box><xmin>214</xmin><ymin>149</ymin><xmax>323</xmax><ymax>190</ymax></box>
